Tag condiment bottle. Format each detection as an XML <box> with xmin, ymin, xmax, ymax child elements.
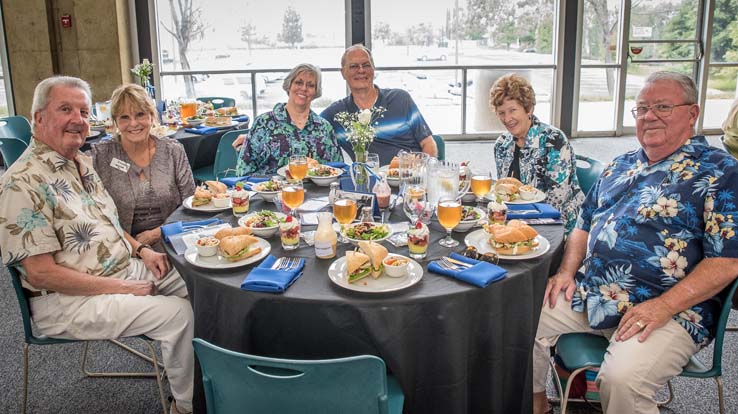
<box><xmin>329</xmin><ymin>182</ymin><xmax>340</xmax><ymax>205</ymax></box>
<box><xmin>372</xmin><ymin>172</ymin><xmax>391</xmax><ymax>209</ymax></box>
<box><xmin>359</xmin><ymin>206</ymin><xmax>374</xmax><ymax>223</ymax></box>
<box><xmin>314</xmin><ymin>212</ymin><xmax>337</xmax><ymax>259</ymax></box>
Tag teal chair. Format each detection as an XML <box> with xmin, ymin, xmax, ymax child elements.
<box><xmin>7</xmin><ymin>266</ymin><xmax>167</xmax><ymax>413</ymax></box>
<box><xmin>0</xmin><ymin>137</ymin><xmax>29</xmax><ymax>168</ymax></box>
<box><xmin>196</xmin><ymin>96</ymin><xmax>236</xmax><ymax>109</ymax></box>
<box><xmin>192</xmin><ymin>129</ymin><xmax>246</xmax><ymax>183</ymax></box>
<box><xmin>551</xmin><ymin>277</ymin><xmax>738</xmax><ymax>414</ymax></box>
<box><xmin>0</xmin><ymin>116</ymin><xmax>32</xmax><ymax>144</ymax></box>
<box><xmin>575</xmin><ymin>154</ymin><xmax>604</xmax><ymax>195</ymax></box>
<box><xmin>432</xmin><ymin>134</ymin><xmax>445</xmax><ymax>160</ymax></box>
<box><xmin>193</xmin><ymin>338</ymin><xmax>405</xmax><ymax>414</ymax></box>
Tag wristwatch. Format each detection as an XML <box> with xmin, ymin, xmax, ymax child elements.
<box><xmin>135</xmin><ymin>243</ymin><xmax>152</xmax><ymax>259</ymax></box>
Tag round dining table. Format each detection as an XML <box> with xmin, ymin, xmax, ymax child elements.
<box><xmin>164</xmin><ymin>182</ymin><xmax>564</xmax><ymax>414</ymax></box>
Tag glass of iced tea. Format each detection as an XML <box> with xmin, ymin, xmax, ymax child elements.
<box><xmin>470</xmin><ymin>172</ymin><xmax>493</xmax><ymax>205</ymax></box>
<box><xmin>333</xmin><ymin>197</ymin><xmax>357</xmax><ymax>243</ymax></box>
<box><xmin>289</xmin><ymin>155</ymin><xmax>308</xmax><ymax>181</ymax></box>
<box><xmin>437</xmin><ymin>196</ymin><xmax>462</xmax><ymax>247</ymax></box>
<box><xmin>281</xmin><ymin>181</ymin><xmax>304</xmax><ymax>218</ymax></box>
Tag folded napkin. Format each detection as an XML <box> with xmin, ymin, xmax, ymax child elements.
<box><xmin>161</xmin><ymin>218</ymin><xmax>223</xmax><ymax>242</ymax></box>
<box><xmin>232</xmin><ymin>115</ymin><xmax>250</xmax><ymax>123</ymax></box>
<box><xmin>241</xmin><ymin>255</ymin><xmax>305</xmax><ymax>293</ymax></box>
<box><xmin>219</xmin><ymin>176</ymin><xmax>270</xmax><ymax>188</ymax></box>
<box><xmin>506</xmin><ymin>203</ymin><xmax>561</xmax><ymax>220</ymax></box>
<box><xmin>185</xmin><ymin>126</ymin><xmax>219</xmax><ymax>135</ymax></box>
<box><xmin>326</xmin><ymin>161</ymin><xmax>348</xmax><ymax>169</ymax></box>
<box><xmin>428</xmin><ymin>253</ymin><xmax>507</xmax><ymax>288</ymax></box>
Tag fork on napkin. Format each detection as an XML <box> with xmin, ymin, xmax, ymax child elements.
<box><xmin>241</xmin><ymin>255</ymin><xmax>305</xmax><ymax>293</ymax></box>
<box><xmin>161</xmin><ymin>218</ymin><xmax>224</xmax><ymax>242</ymax></box>
<box><xmin>428</xmin><ymin>253</ymin><xmax>507</xmax><ymax>288</ymax></box>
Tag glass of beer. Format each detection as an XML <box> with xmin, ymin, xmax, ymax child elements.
<box><xmin>281</xmin><ymin>181</ymin><xmax>304</xmax><ymax>218</ymax></box>
<box><xmin>470</xmin><ymin>172</ymin><xmax>493</xmax><ymax>204</ymax></box>
<box><xmin>333</xmin><ymin>198</ymin><xmax>357</xmax><ymax>243</ymax></box>
<box><xmin>437</xmin><ymin>196</ymin><xmax>462</xmax><ymax>247</ymax></box>
<box><xmin>289</xmin><ymin>155</ymin><xmax>308</xmax><ymax>181</ymax></box>
<box><xmin>179</xmin><ymin>100</ymin><xmax>197</xmax><ymax>122</ymax></box>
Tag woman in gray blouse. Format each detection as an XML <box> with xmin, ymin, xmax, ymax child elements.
<box><xmin>91</xmin><ymin>84</ymin><xmax>195</xmax><ymax>250</ymax></box>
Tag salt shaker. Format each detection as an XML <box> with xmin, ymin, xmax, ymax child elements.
<box><xmin>328</xmin><ymin>182</ymin><xmax>340</xmax><ymax>205</ymax></box>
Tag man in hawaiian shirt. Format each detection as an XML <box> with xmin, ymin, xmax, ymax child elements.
<box><xmin>0</xmin><ymin>77</ymin><xmax>193</xmax><ymax>414</ymax></box>
<box><xmin>532</xmin><ymin>72</ymin><xmax>738</xmax><ymax>414</ymax></box>
<box><xmin>320</xmin><ymin>44</ymin><xmax>437</xmax><ymax>165</ymax></box>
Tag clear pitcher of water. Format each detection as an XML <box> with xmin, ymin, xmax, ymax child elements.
<box><xmin>426</xmin><ymin>158</ymin><xmax>463</xmax><ymax>207</ymax></box>
<box><xmin>398</xmin><ymin>151</ymin><xmax>429</xmax><ymax>194</ymax></box>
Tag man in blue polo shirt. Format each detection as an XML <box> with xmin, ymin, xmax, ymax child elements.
<box><xmin>321</xmin><ymin>44</ymin><xmax>437</xmax><ymax>165</ymax></box>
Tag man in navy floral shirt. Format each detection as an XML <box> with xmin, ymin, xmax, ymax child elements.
<box><xmin>532</xmin><ymin>72</ymin><xmax>738</xmax><ymax>414</ymax></box>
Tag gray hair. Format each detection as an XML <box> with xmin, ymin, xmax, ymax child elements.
<box><xmin>282</xmin><ymin>63</ymin><xmax>323</xmax><ymax>99</ymax></box>
<box><xmin>31</xmin><ymin>76</ymin><xmax>92</xmax><ymax>133</ymax></box>
<box><xmin>644</xmin><ymin>71</ymin><xmax>697</xmax><ymax>104</ymax></box>
<box><xmin>340</xmin><ymin>44</ymin><xmax>375</xmax><ymax>68</ymax></box>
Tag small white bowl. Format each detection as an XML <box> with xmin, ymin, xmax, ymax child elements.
<box><xmin>211</xmin><ymin>193</ymin><xmax>231</xmax><ymax>208</ymax></box>
<box><xmin>453</xmin><ymin>207</ymin><xmax>485</xmax><ymax>233</ymax></box>
<box><xmin>519</xmin><ymin>185</ymin><xmax>537</xmax><ymax>201</ymax></box>
<box><xmin>186</xmin><ymin>116</ymin><xmax>205</xmax><ymax>127</ymax></box>
<box><xmin>238</xmin><ymin>211</ymin><xmax>286</xmax><ymax>238</ymax></box>
<box><xmin>307</xmin><ymin>167</ymin><xmax>342</xmax><ymax>186</ymax></box>
<box><xmin>195</xmin><ymin>237</ymin><xmax>220</xmax><ymax>257</ymax></box>
<box><xmin>255</xmin><ymin>190</ymin><xmax>279</xmax><ymax>202</ymax></box>
<box><xmin>383</xmin><ymin>255</ymin><xmax>410</xmax><ymax>278</ymax></box>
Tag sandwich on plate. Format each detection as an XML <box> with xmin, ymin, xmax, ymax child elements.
<box><xmin>358</xmin><ymin>241</ymin><xmax>388</xmax><ymax>278</ymax></box>
<box><xmin>494</xmin><ymin>177</ymin><xmax>523</xmax><ymax>202</ymax></box>
<box><xmin>346</xmin><ymin>250</ymin><xmax>373</xmax><ymax>283</ymax></box>
<box><xmin>485</xmin><ymin>219</ymin><xmax>539</xmax><ymax>255</ymax></box>
<box><xmin>205</xmin><ymin>180</ymin><xmax>227</xmax><ymax>194</ymax></box>
<box><xmin>213</xmin><ymin>226</ymin><xmax>252</xmax><ymax>240</ymax></box>
<box><xmin>218</xmin><ymin>234</ymin><xmax>261</xmax><ymax>262</ymax></box>
<box><xmin>192</xmin><ymin>186</ymin><xmax>213</xmax><ymax>207</ymax></box>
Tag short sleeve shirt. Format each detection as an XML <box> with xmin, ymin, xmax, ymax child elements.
<box><xmin>573</xmin><ymin>136</ymin><xmax>738</xmax><ymax>345</ymax></box>
<box><xmin>321</xmin><ymin>86</ymin><xmax>433</xmax><ymax>165</ymax></box>
<box><xmin>236</xmin><ymin>103</ymin><xmax>340</xmax><ymax>175</ymax></box>
<box><xmin>0</xmin><ymin>139</ymin><xmax>132</xmax><ymax>287</ymax></box>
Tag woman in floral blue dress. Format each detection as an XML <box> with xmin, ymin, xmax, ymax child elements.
<box><xmin>489</xmin><ymin>73</ymin><xmax>584</xmax><ymax>235</ymax></box>
<box><xmin>236</xmin><ymin>63</ymin><xmax>341</xmax><ymax>175</ymax></box>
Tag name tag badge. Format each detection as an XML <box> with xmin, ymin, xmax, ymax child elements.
<box><xmin>110</xmin><ymin>158</ymin><xmax>130</xmax><ymax>173</ymax></box>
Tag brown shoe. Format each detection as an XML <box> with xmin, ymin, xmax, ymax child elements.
<box><xmin>170</xmin><ymin>400</ymin><xmax>192</xmax><ymax>414</ymax></box>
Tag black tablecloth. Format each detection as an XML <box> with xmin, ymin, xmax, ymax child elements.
<box><xmin>164</xmin><ymin>184</ymin><xmax>564</xmax><ymax>414</ymax></box>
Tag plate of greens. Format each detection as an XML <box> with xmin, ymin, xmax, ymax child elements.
<box><xmin>340</xmin><ymin>222</ymin><xmax>392</xmax><ymax>244</ymax></box>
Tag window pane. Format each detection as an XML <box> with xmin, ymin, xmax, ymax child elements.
<box><xmin>709</xmin><ymin>0</ymin><xmax>738</xmax><ymax>64</ymax></box>
<box><xmin>630</xmin><ymin>0</ymin><xmax>699</xmax><ymax>41</ymax></box>
<box><xmin>581</xmin><ymin>0</ymin><xmax>620</xmax><ymax>64</ymax></box>
<box><xmin>370</xmin><ymin>0</ymin><xmax>556</xmax><ymax>66</ymax></box>
<box><xmin>703</xmin><ymin>66</ymin><xmax>738</xmax><ymax>129</ymax></box>
<box><xmin>577</xmin><ymin>67</ymin><xmax>618</xmax><ymax>132</ymax></box>
<box><xmin>467</xmin><ymin>69</ymin><xmax>552</xmax><ymax>134</ymax></box>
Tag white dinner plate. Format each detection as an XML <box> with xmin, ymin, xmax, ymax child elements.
<box><xmin>182</xmin><ymin>191</ymin><xmax>257</xmax><ymax>212</ymax></box>
<box><xmin>328</xmin><ymin>254</ymin><xmax>423</xmax><ymax>293</ymax></box>
<box><xmin>378</xmin><ymin>165</ymin><xmax>401</xmax><ymax>187</ymax></box>
<box><xmin>484</xmin><ymin>189</ymin><xmax>546</xmax><ymax>204</ymax></box>
<box><xmin>464</xmin><ymin>229</ymin><xmax>551</xmax><ymax>260</ymax></box>
<box><xmin>184</xmin><ymin>237</ymin><xmax>271</xmax><ymax>269</ymax></box>
<box><xmin>202</xmin><ymin>120</ymin><xmax>239</xmax><ymax>129</ymax></box>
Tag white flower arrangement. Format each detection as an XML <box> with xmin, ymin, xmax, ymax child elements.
<box><xmin>131</xmin><ymin>59</ymin><xmax>154</xmax><ymax>87</ymax></box>
<box><xmin>334</xmin><ymin>107</ymin><xmax>386</xmax><ymax>154</ymax></box>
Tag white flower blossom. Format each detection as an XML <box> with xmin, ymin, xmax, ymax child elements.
<box><xmin>358</xmin><ymin>109</ymin><xmax>372</xmax><ymax>124</ymax></box>
<box><xmin>660</xmin><ymin>250</ymin><xmax>688</xmax><ymax>278</ymax></box>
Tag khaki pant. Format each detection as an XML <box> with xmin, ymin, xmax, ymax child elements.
<box><xmin>30</xmin><ymin>259</ymin><xmax>194</xmax><ymax>412</ymax></box>
<box><xmin>533</xmin><ymin>293</ymin><xmax>697</xmax><ymax>414</ymax></box>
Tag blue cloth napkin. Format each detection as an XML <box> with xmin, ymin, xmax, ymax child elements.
<box><xmin>506</xmin><ymin>203</ymin><xmax>561</xmax><ymax>220</ymax></box>
<box><xmin>185</xmin><ymin>126</ymin><xmax>219</xmax><ymax>135</ymax></box>
<box><xmin>219</xmin><ymin>176</ymin><xmax>271</xmax><ymax>188</ymax></box>
<box><xmin>161</xmin><ymin>218</ymin><xmax>223</xmax><ymax>242</ymax></box>
<box><xmin>241</xmin><ymin>255</ymin><xmax>305</xmax><ymax>293</ymax></box>
<box><xmin>428</xmin><ymin>253</ymin><xmax>507</xmax><ymax>288</ymax></box>
<box><xmin>232</xmin><ymin>115</ymin><xmax>250</xmax><ymax>123</ymax></box>
<box><xmin>326</xmin><ymin>161</ymin><xmax>348</xmax><ymax>169</ymax></box>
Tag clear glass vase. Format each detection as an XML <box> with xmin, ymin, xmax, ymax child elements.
<box><xmin>350</xmin><ymin>149</ymin><xmax>370</xmax><ymax>193</ymax></box>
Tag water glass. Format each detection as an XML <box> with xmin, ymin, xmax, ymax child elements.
<box><xmin>366</xmin><ymin>153</ymin><xmax>380</xmax><ymax>172</ymax></box>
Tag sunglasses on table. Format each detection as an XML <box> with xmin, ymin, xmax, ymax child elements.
<box><xmin>462</xmin><ymin>246</ymin><xmax>499</xmax><ymax>265</ymax></box>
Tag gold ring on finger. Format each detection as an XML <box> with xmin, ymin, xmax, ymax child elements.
<box><xmin>635</xmin><ymin>320</ymin><xmax>645</xmax><ymax>330</ymax></box>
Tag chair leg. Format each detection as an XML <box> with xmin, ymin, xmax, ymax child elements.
<box><xmin>716</xmin><ymin>376</ymin><xmax>725</xmax><ymax>414</ymax></box>
<box><xmin>548</xmin><ymin>358</ymin><xmax>566</xmax><ymax>409</ymax></box>
<box><xmin>22</xmin><ymin>343</ymin><xmax>29</xmax><ymax>414</ymax></box>
<box><xmin>140</xmin><ymin>339</ymin><xmax>169</xmax><ymax>414</ymax></box>
<box><xmin>655</xmin><ymin>380</ymin><xmax>673</xmax><ymax>405</ymax></box>
<box><xmin>81</xmin><ymin>339</ymin><xmax>165</xmax><ymax>377</ymax></box>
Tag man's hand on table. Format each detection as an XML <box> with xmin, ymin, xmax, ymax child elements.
<box><xmin>544</xmin><ymin>272</ymin><xmax>577</xmax><ymax>308</ymax></box>
<box><xmin>140</xmin><ymin>248</ymin><xmax>171</xmax><ymax>280</ymax></box>
<box><xmin>616</xmin><ymin>297</ymin><xmax>673</xmax><ymax>343</ymax></box>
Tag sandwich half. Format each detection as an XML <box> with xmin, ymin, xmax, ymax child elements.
<box><xmin>358</xmin><ymin>241</ymin><xmax>388</xmax><ymax>278</ymax></box>
<box><xmin>218</xmin><ymin>234</ymin><xmax>261</xmax><ymax>261</ymax></box>
<box><xmin>346</xmin><ymin>250</ymin><xmax>372</xmax><ymax>283</ymax></box>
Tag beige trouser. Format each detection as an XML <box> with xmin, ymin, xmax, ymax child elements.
<box><xmin>533</xmin><ymin>293</ymin><xmax>698</xmax><ymax>414</ymax></box>
<box><xmin>29</xmin><ymin>259</ymin><xmax>194</xmax><ymax>412</ymax></box>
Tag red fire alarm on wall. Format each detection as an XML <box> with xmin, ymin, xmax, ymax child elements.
<box><xmin>61</xmin><ymin>14</ymin><xmax>72</xmax><ymax>28</ymax></box>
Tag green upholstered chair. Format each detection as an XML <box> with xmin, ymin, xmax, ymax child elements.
<box><xmin>192</xmin><ymin>129</ymin><xmax>246</xmax><ymax>183</ymax></box>
<box><xmin>193</xmin><ymin>338</ymin><xmax>405</xmax><ymax>414</ymax></box>
<box><xmin>6</xmin><ymin>266</ymin><xmax>167</xmax><ymax>414</ymax></box>
<box><xmin>551</xmin><ymin>277</ymin><xmax>738</xmax><ymax>414</ymax></box>
<box><xmin>575</xmin><ymin>154</ymin><xmax>605</xmax><ymax>195</ymax></box>
<box><xmin>432</xmin><ymin>134</ymin><xmax>445</xmax><ymax>160</ymax></box>
<box><xmin>0</xmin><ymin>116</ymin><xmax>32</xmax><ymax>144</ymax></box>
<box><xmin>196</xmin><ymin>97</ymin><xmax>236</xmax><ymax>109</ymax></box>
<box><xmin>0</xmin><ymin>137</ymin><xmax>29</xmax><ymax>168</ymax></box>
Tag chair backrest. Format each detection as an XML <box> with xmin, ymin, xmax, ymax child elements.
<box><xmin>213</xmin><ymin>129</ymin><xmax>246</xmax><ymax>179</ymax></box>
<box><xmin>0</xmin><ymin>116</ymin><xmax>32</xmax><ymax>144</ymax></box>
<box><xmin>193</xmin><ymin>338</ymin><xmax>391</xmax><ymax>414</ymax></box>
<box><xmin>0</xmin><ymin>137</ymin><xmax>29</xmax><ymax>168</ymax></box>
<box><xmin>196</xmin><ymin>97</ymin><xmax>236</xmax><ymax>109</ymax></box>
<box><xmin>701</xmin><ymin>277</ymin><xmax>738</xmax><ymax>377</ymax></box>
<box><xmin>575</xmin><ymin>154</ymin><xmax>605</xmax><ymax>195</ymax></box>
<box><xmin>432</xmin><ymin>134</ymin><xmax>445</xmax><ymax>161</ymax></box>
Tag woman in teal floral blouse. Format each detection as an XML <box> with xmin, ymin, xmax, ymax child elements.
<box><xmin>490</xmin><ymin>73</ymin><xmax>584</xmax><ymax>235</ymax></box>
<box><xmin>236</xmin><ymin>63</ymin><xmax>341</xmax><ymax>175</ymax></box>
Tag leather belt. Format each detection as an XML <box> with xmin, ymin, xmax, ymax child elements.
<box><xmin>27</xmin><ymin>290</ymin><xmax>56</xmax><ymax>298</ymax></box>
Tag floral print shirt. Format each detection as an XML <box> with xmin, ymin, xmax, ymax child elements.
<box><xmin>573</xmin><ymin>136</ymin><xmax>738</xmax><ymax>345</ymax></box>
<box><xmin>0</xmin><ymin>139</ymin><xmax>132</xmax><ymax>289</ymax></box>
<box><xmin>237</xmin><ymin>103</ymin><xmax>340</xmax><ymax>175</ymax></box>
<box><xmin>494</xmin><ymin>116</ymin><xmax>585</xmax><ymax>235</ymax></box>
